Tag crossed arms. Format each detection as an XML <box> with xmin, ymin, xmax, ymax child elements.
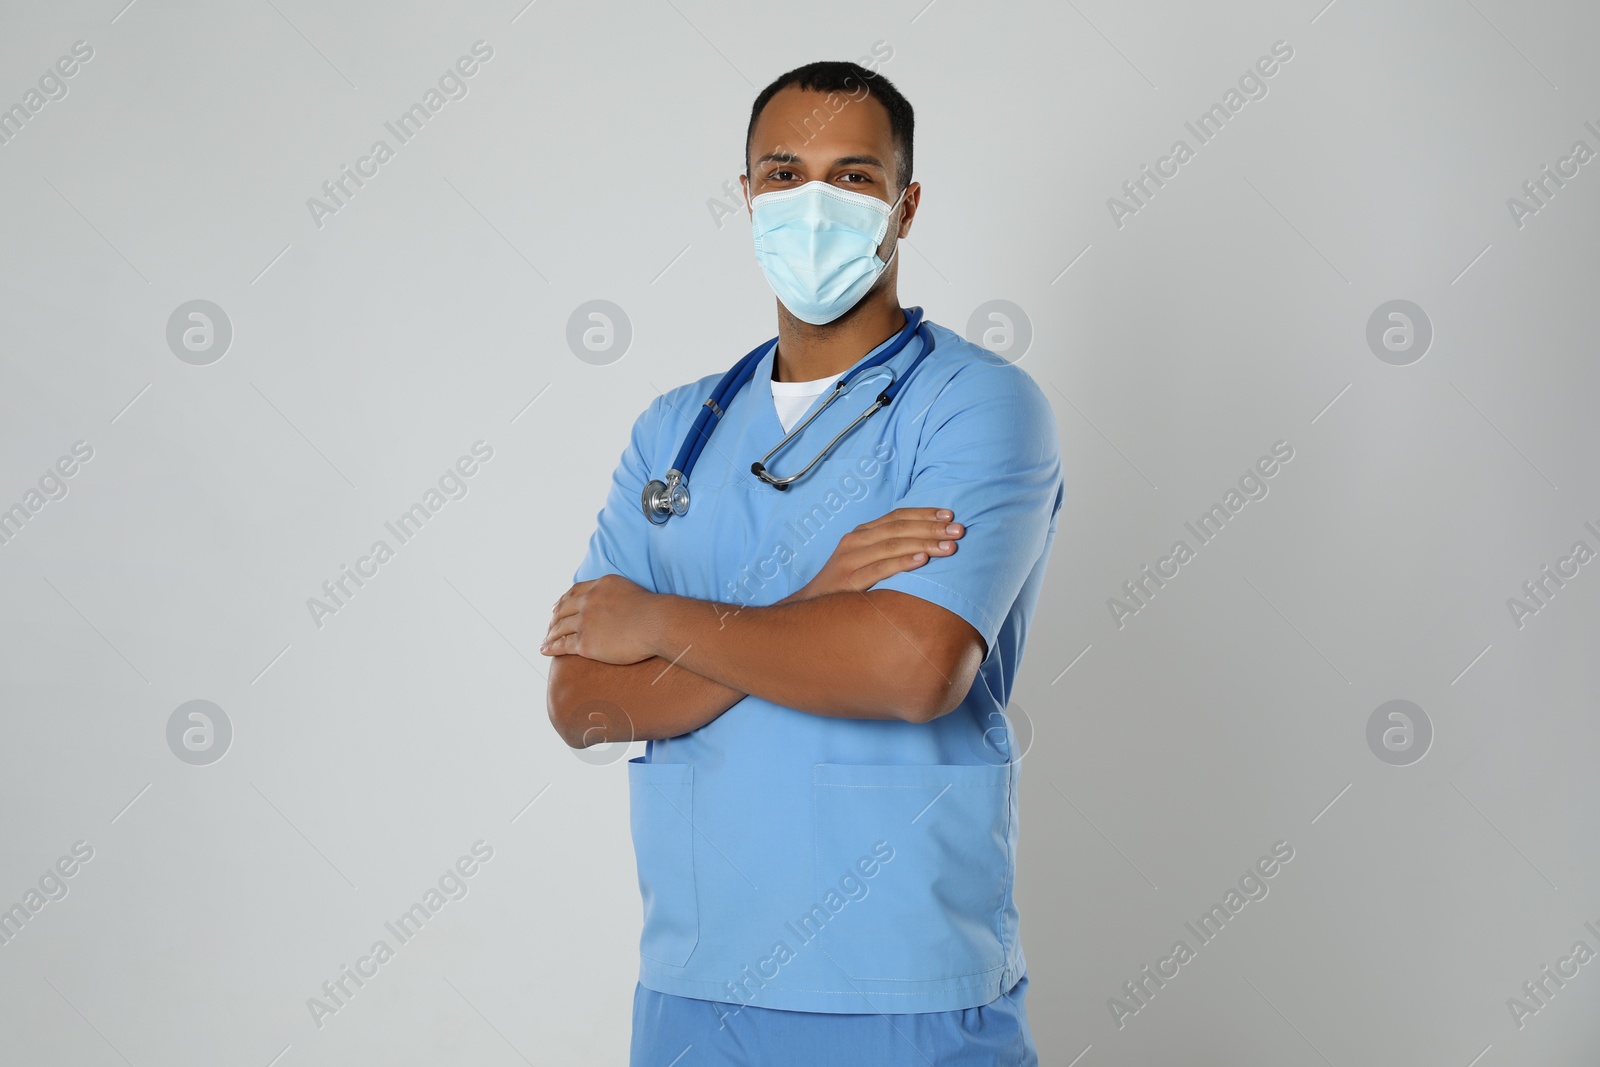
<box><xmin>543</xmin><ymin>508</ymin><xmax>986</xmax><ymax>748</ymax></box>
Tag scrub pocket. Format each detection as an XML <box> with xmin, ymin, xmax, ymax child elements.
<box><xmin>627</xmin><ymin>757</ymin><xmax>699</xmax><ymax>967</ymax></box>
<box><xmin>811</xmin><ymin>762</ymin><xmax>1011</xmax><ymax>983</ymax></box>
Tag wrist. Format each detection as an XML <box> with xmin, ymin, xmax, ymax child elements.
<box><xmin>641</xmin><ymin>592</ymin><xmax>680</xmax><ymax>660</ymax></box>
<box><xmin>776</xmin><ymin>582</ymin><xmax>815</xmax><ymax>605</ymax></box>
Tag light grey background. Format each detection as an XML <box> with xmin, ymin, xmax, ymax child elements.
<box><xmin>2</xmin><ymin>0</ymin><xmax>1597</xmax><ymax>1063</ymax></box>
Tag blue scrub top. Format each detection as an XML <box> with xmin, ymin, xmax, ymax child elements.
<box><xmin>574</xmin><ymin>316</ymin><xmax>1064</xmax><ymax>1016</ymax></box>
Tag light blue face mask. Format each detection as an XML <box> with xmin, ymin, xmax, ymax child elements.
<box><xmin>749</xmin><ymin>180</ymin><xmax>907</xmax><ymax>325</ymax></box>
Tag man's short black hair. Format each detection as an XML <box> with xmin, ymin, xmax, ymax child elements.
<box><xmin>745</xmin><ymin>60</ymin><xmax>914</xmax><ymax>194</ymax></box>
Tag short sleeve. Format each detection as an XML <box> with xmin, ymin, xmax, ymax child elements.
<box><xmin>871</xmin><ymin>359</ymin><xmax>1064</xmax><ymax>655</ymax></box>
<box><xmin>572</xmin><ymin>394</ymin><xmax>662</xmax><ymax>589</ymax></box>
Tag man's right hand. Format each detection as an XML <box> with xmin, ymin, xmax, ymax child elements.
<box><xmin>783</xmin><ymin>507</ymin><xmax>964</xmax><ymax>602</ymax></box>
<box><xmin>551</xmin><ymin>508</ymin><xmax>965</xmax><ymax>745</ymax></box>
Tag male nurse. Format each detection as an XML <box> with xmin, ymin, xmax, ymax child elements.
<box><xmin>544</xmin><ymin>60</ymin><xmax>1064</xmax><ymax>1067</ymax></box>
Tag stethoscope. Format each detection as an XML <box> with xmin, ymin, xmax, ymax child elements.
<box><xmin>642</xmin><ymin>306</ymin><xmax>934</xmax><ymax>525</ymax></box>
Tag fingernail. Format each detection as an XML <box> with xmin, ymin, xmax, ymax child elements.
<box><xmin>936</xmin><ymin>510</ymin><xmax>952</xmax><ymax>519</ymax></box>
<box><xmin>938</xmin><ymin>540</ymin><xmax>953</xmax><ymax>550</ymax></box>
<box><xmin>945</xmin><ymin>523</ymin><xmax>962</xmax><ymax>535</ymax></box>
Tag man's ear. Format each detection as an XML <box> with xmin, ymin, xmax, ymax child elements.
<box><xmin>897</xmin><ymin>182</ymin><xmax>920</xmax><ymax>238</ymax></box>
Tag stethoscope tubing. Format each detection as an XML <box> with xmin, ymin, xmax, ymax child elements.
<box><xmin>688</xmin><ymin>306</ymin><xmax>926</xmax><ymax>481</ymax></box>
<box><xmin>644</xmin><ymin>307</ymin><xmax>931</xmax><ymax>523</ymax></box>
<box><xmin>751</xmin><ymin>322</ymin><xmax>933</xmax><ymax>488</ymax></box>
<box><xmin>674</xmin><ymin>341</ymin><xmax>770</xmax><ymax>484</ymax></box>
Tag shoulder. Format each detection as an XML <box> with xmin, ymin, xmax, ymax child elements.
<box><xmin>909</xmin><ymin>320</ymin><xmax>1058</xmax><ymax>436</ymax></box>
<box><xmin>631</xmin><ymin>367</ymin><xmax>726</xmax><ymax>441</ymax></box>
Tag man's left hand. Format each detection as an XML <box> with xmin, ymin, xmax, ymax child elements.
<box><xmin>541</xmin><ymin>574</ymin><xmax>658</xmax><ymax>664</ymax></box>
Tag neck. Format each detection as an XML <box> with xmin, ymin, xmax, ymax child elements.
<box><xmin>771</xmin><ymin>291</ymin><xmax>907</xmax><ymax>382</ymax></box>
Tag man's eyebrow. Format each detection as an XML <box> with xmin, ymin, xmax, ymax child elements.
<box><xmin>753</xmin><ymin>150</ymin><xmax>800</xmax><ymax>166</ymax></box>
<box><xmin>752</xmin><ymin>151</ymin><xmax>887</xmax><ymax>170</ymax></box>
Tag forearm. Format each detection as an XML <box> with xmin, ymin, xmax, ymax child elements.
<box><xmin>643</xmin><ymin>590</ymin><xmax>968</xmax><ymax>722</ymax></box>
<box><xmin>547</xmin><ymin>653</ymin><xmax>744</xmax><ymax>748</ymax></box>
<box><xmin>546</xmin><ymin>588</ymin><xmax>830</xmax><ymax>747</ymax></box>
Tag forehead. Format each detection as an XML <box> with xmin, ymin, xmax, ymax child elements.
<box><xmin>748</xmin><ymin>85</ymin><xmax>895</xmax><ymax>162</ymax></box>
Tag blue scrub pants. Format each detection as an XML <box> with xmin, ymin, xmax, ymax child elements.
<box><xmin>629</xmin><ymin>973</ymin><xmax>1038</xmax><ymax>1066</ymax></box>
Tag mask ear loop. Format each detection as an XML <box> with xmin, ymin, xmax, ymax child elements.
<box><xmin>875</xmin><ymin>185</ymin><xmax>909</xmax><ymax>265</ymax></box>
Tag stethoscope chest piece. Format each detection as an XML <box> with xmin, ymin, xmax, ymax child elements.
<box><xmin>642</xmin><ymin>468</ymin><xmax>690</xmax><ymax>524</ymax></box>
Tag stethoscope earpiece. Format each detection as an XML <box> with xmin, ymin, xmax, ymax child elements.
<box><xmin>749</xmin><ymin>462</ymin><xmax>789</xmax><ymax>490</ymax></box>
<box><xmin>751</xmin><ymin>368</ymin><xmax>895</xmax><ymax>490</ymax></box>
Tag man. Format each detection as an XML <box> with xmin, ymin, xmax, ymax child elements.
<box><xmin>544</xmin><ymin>60</ymin><xmax>1063</xmax><ymax>1066</ymax></box>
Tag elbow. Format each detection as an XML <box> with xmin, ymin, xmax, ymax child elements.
<box><xmin>547</xmin><ymin>694</ymin><xmax>583</xmax><ymax>749</ymax></box>
<box><xmin>547</xmin><ymin>657</ymin><xmax>636</xmax><ymax>749</ymax></box>
<box><xmin>897</xmin><ymin>681</ymin><xmax>967</xmax><ymax>724</ymax></box>
<box><xmin>895</xmin><ymin>644</ymin><xmax>985</xmax><ymax>724</ymax></box>
<box><xmin>545</xmin><ymin>659</ymin><xmax>590</xmax><ymax>748</ymax></box>
<box><xmin>550</xmin><ymin>712</ymin><xmax>587</xmax><ymax>750</ymax></box>
<box><xmin>866</xmin><ymin>597</ymin><xmax>988</xmax><ymax>724</ymax></box>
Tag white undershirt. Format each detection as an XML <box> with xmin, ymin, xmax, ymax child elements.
<box><xmin>770</xmin><ymin>372</ymin><xmax>842</xmax><ymax>434</ymax></box>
